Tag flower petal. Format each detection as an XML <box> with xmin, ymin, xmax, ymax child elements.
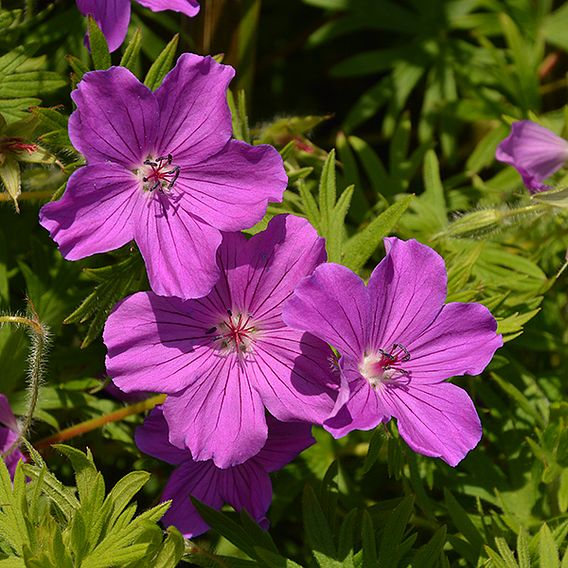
<box><xmin>0</xmin><ymin>395</ymin><xmax>17</xmax><ymax>432</ymax></box>
<box><xmin>496</xmin><ymin>120</ymin><xmax>568</xmax><ymax>194</ymax></box>
<box><xmin>176</xmin><ymin>140</ymin><xmax>287</xmax><ymax>232</ymax></box>
<box><xmin>163</xmin><ymin>357</ymin><xmax>268</xmax><ymax>468</ymax></box>
<box><xmin>136</xmin><ymin>0</ymin><xmax>200</xmax><ymax>17</ymax></box>
<box><xmin>69</xmin><ymin>67</ymin><xmax>158</xmax><ymax>166</ymax></box>
<box><xmin>39</xmin><ymin>164</ymin><xmax>141</xmax><ymax>261</ymax></box>
<box><xmin>404</xmin><ymin>302</ymin><xmax>502</xmax><ymax>383</ymax></box>
<box><xmin>104</xmin><ymin>292</ymin><xmax>217</xmax><ymax>394</ymax></box>
<box><xmin>0</xmin><ymin>428</ymin><xmax>24</xmax><ymax>479</ymax></box>
<box><xmin>324</xmin><ymin>357</ymin><xmax>386</xmax><ymax>438</ymax></box>
<box><xmin>254</xmin><ymin>414</ymin><xmax>314</xmax><ymax>473</ymax></box>
<box><xmin>367</xmin><ymin>238</ymin><xmax>447</xmax><ymax>352</ymax></box>
<box><xmin>252</xmin><ymin>327</ymin><xmax>339</xmax><ymax>424</ymax></box>
<box><xmin>154</xmin><ymin>53</ymin><xmax>235</xmax><ymax>163</ymax></box>
<box><xmin>232</xmin><ymin>215</ymin><xmax>327</xmax><ymax>315</ymax></box>
<box><xmin>76</xmin><ymin>0</ymin><xmax>131</xmax><ymax>52</ymax></box>
<box><xmin>220</xmin><ymin>461</ymin><xmax>273</xmax><ymax>527</ymax></box>
<box><xmin>283</xmin><ymin>262</ymin><xmax>369</xmax><ymax>361</ymax></box>
<box><xmin>135</xmin><ymin>193</ymin><xmax>221</xmax><ymax>299</ymax></box>
<box><xmin>135</xmin><ymin>407</ymin><xmax>189</xmax><ymax>465</ymax></box>
<box><xmin>379</xmin><ymin>381</ymin><xmax>482</xmax><ymax>466</ymax></box>
<box><xmin>161</xmin><ymin>460</ymin><xmax>223</xmax><ymax>538</ymax></box>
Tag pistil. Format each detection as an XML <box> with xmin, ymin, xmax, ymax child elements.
<box><xmin>360</xmin><ymin>343</ymin><xmax>411</xmax><ymax>389</ymax></box>
<box><xmin>140</xmin><ymin>154</ymin><xmax>180</xmax><ymax>193</ymax></box>
<box><xmin>210</xmin><ymin>310</ymin><xmax>258</xmax><ymax>357</ymax></box>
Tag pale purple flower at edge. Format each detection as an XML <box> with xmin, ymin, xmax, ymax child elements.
<box><xmin>496</xmin><ymin>120</ymin><xmax>568</xmax><ymax>194</ymax></box>
<box><xmin>104</xmin><ymin>214</ymin><xmax>341</xmax><ymax>468</ymax></box>
<box><xmin>136</xmin><ymin>407</ymin><xmax>314</xmax><ymax>538</ymax></box>
<box><xmin>39</xmin><ymin>54</ymin><xmax>287</xmax><ymax>300</ymax></box>
<box><xmin>0</xmin><ymin>394</ymin><xmax>25</xmax><ymax>478</ymax></box>
<box><xmin>282</xmin><ymin>238</ymin><xmax>503</xmax><ymax>467</ymax></box>
<box><xmin>76</xmin><ymin>0</ymin><xmax>200</xmax><ymax>52</ymax></box>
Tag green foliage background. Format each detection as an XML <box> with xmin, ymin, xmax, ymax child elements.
<box><xmin>0</xmin><ymin>0</ymin><xmax>567</xmax><ymax>566</ymax></box>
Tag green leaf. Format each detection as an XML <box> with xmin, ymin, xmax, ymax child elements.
<box><xmin>539</xmin><ymin>523</ymin><xmax>559</xmax><ymax>568</ymax></box>
<box><xmin>361</xmin><ymin>428</ymin><xmax>385</xmax><ymax>474</ymax></box>
<box><xmin>377</xmin><ymin>495</ymin><xmax>414</xmax><ymax>567</ymax></box>
<box><xmin>343</xmin><ymin>194</ymin><xmax>414</xmax><ymax>272</ymax></box>
<box><xmin>361</xmin><ymin>511</ymin><xmax>378</xmax><ymax>568</ymax></box>
<box><xmin>411</xmin><ymin>526</ymin><xmax>447</xmax><ymax>568</ymax></box>
<box><xmin>64</xmin><ymin>253</ymin><xmax>147</xmax><ymax>347</ymax></box>
<box><xmin>191</xmin><ymin>498</ymin><xmax>257</xmax><ymax>559</ymax></box>
<box><xmin>517</xmin><ymin>530</ymin><xmax>530</xmax><ymax>568</ymax></box>
<box><xmin>87</xmin><ymin>16</ymin><xmax>111</xmax><ymax>70</ymax></box>
<box><xmin>120</xmin><ymin>28</ymin><xmax>143</xmax><ymax>73</ymax></box>
<box><xmin>444</xmin><ymin>490</ymin><xmax>483</xmax><ymax>554</ymax></box>
<box><xmin>144</xmin><ymin>35</ymin><xmax>179</xmax><ymax>91</ymax></box>
<box><xmin>318</xmin><ymin>150</ymin><xmax>337</xmax><ymax>236</ymax></box>
<box><xmin>303</xmin><ymin>485</ymin><xmax>336</xmax><ymax>559</ymax></box>
<box><xmin>154</xmin><ymin>526</ymin><xmax>185</xmax><ymax>568</ymax></box>
<box><xmin>326</xmin><ymin>185</ymin><xmax>354</xmax><ymax>263</ymax></box>
<box><xmin>106</xmin><ymin>471</ymin><xmax>151</xmax><ymax>525</ymax></box>
<box><xmin>421</xmin><ymin>150</ymin><xmax>447</xmax><ymax>229</ymax></box>
<box><xmin>0</xmin><ymin>156</ymin><xmax>21</xmax><ymax>211</ymax></box>
<box><xmin>337</xmin><ymin>509</ymin><xmax>357</xmax><ymax>562</ymax></box>
<box><xmin>532</xmin><ymin>186</ymin><xmax>568</xmax><ymax>209</ymax></box>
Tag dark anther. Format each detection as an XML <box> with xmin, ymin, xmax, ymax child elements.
<box><xmin>205</xmin><ymin>326</ymin><xmax>217</xmax><ymax>335</ymax></box>
<box><xmin>393</xmin><ymin>343</ymin><xmax>411</xmax><ymax>362</ymax></box>
<box><xmin>144</xmin><ymin>159</ymin><xmax>157</xmax><ymax>166</ymax></box>
<box><xmin>167</xmin><ymin>153</ymin><xmax>173</xmax><ymax>164</ymax></box>
<box><xmin>227</xmin><ymin>309</ymin><xmax>233</xmax><ymax>317</ymax></box>
<box><xmin>142</xmin><ymin>177</ymin><xmax>148</xmax><ymax>182</ymax></box>
<box><xmin>167</xmin><ymin>166</ymin><xmax>180</xmax><ymax>188</ymax></box>
<box><xmin>378</xmin><ymin>348</ymin><xmax>395</xmax><ymax>361</ymax></box>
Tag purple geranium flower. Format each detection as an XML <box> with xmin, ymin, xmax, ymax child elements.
<box><xmin>104</xmin><ymin>214</ymin><xmax>340</xmax><ymax>468</ymax></box>
<box><xmin>39</xmin><ymin>54</ymin><xmax>287</xmax><ymax>300</ymax></box>
<box><xmin>0</xmin><ymin>394</ymin><xmax>25</xmax><ymax>478</ymax></box>
<box><xmin>283</xmin><ymin>237</ymin><xmax>503</xmax><ymax>467</ymax></box>
<box><xmin>136</xmin><ymin>406</ymin><xmax>314</xmax><ymax>538</ymax></box>
<box><xmin>496</xmin><ymin>120</ymin><xmax>568</xmax><ymax>193</ymax></box>
<box><xmin>77</xmin><ymin>0</ymin><xmax>200</xmax><ymax>52</ymax></box>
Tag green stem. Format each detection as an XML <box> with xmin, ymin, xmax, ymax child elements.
<box><xmin>0</xmin><ymin>309</ymin><xmax>49</xmax><ymax>458</ymax></box>
<box><xmin>0</xmin><ymin>190</ymin><xmax>53</xmax><ymax>203</ymax></box>
<box><xmin>34</xmin><ymin>394</ymin><xmax>166</xmax><ymax>450</ymax></box>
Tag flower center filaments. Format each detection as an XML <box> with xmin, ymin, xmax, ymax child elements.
<box><xmin>140</xmin><ymin>154</ymin><xmax>180</xmax><ymax>193</ymax></box>
<box><xmin>2</xmin><ymin>138</ymin><xmax>37</xmax><ymax>155</ymax></box>
<box><xmin>207</xmin><ymin>310</ymin><xmax>258</xmax><ymax>357</ymax></box>
<box><xmin>360</xmin><ymin>343</ymin><xmax>411</xmax><ymax>390</ymax></box>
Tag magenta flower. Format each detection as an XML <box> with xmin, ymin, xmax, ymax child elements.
<box><xmin>283</xmin><ymin>238</ymin><xmax>503</xmax><ymax>467</ymax></box>
<box><xmin>104</xmin><ymin>215</ymin><xmax>340</xmax><ymax>468</ymax></box>
<box><xmin>0</xmin><ymin>395</ymin><xmax>25</xmax><ymax>478</ymax></box>
<box><xmin>496</xmin><ymin>120</ymin><xmax>568</xmax><ymax>193</ymax></box>
<box><xmin>136</xmin><ymin>407</ymin><xmax>313</xmax><ymax>538</ymax></box>
<box><xmin>76</xmin><ymin>0</ymin><xmax>200</xmax><ymax>52</ymax></box>
<box><xmin>39</xmin><ymin>54</ymin><xmax>287</xmax><ymax>300</ymax></box>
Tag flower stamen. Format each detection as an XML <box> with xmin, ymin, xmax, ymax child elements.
<box><xmin>213</xmin><ymin>310</ymin><xmax>258</xmax><ymax>357</ymax></box>
<box><xmin>140</xmin><ymin>154</ymin><xmax>181</xmax><ymax>193</ymax></box>
<box><xmin>360</xmin><ymin>343</ymin><xmax>411</xmax><ymax>390</ymax></box>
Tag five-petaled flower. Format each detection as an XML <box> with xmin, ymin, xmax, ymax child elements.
<box><xmin>283</xmin><ymin>237</ymin><xmax>503</xmax><ymax>466</ymax></box>
<box><xmin>0</xmin><ymin>394</ymin><xmax>25</xmax><ymax>478</ymax></box>
<box><xmin>39</xmin><ymin>54</ymin><xmax>287</xmax><ymax>300</ymax></box>
<box><xmin>77</xmin><ymin>0</ymin><xmax>200</xmax><ymax>52</ymax></box>
<box><xmin>136</xmin><ymin>406</ymin><xmax>314</xmax><ymax>538</ymax></box>
<box><xmin>104</xmin><ymin>215</ymin><xmax>340</xmax><ymax>468</ymax></box>
<box><xmin>496</xmin><ymin>120</ymin><xmax>568</xmax><ymax>194</ymax></box>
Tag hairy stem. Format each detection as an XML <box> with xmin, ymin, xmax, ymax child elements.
<box><xmin>0</xmin><ymin>307</ymin><xmax>50</xmax><ymax>458</ymax></box>
<box><xmin>34</xmin><ymin>394</ymin><xmax>166</xmax><ymax>450</ymax></box>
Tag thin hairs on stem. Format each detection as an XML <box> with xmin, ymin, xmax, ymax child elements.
<box><xmin>0</xmin><ymin>300</ymin><xmax>50</xmax><ymax>460</ymax></box>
